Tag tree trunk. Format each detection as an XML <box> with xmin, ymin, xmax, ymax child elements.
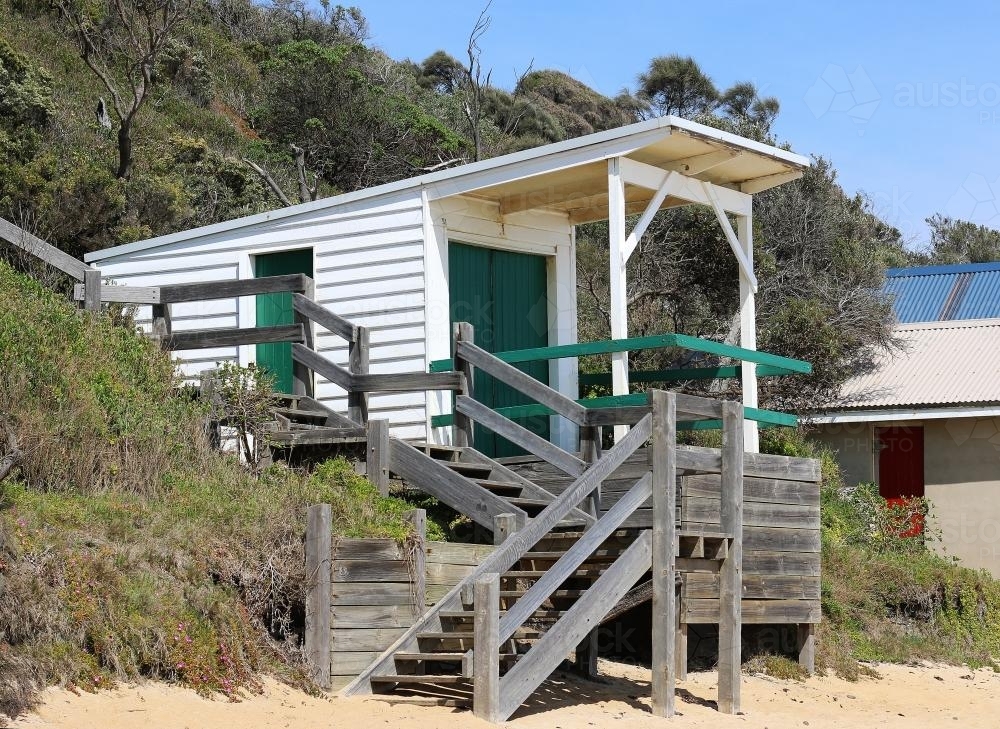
<box><xmin>116</xmin><ymin>123</ymin><xmax>133</xmax><ymax>179</ymax></box>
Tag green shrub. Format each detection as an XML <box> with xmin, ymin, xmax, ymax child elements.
<box><xmin>0</xmin><ymin>263</ymin><xmax>423</xmax><ymax>717</ymax></box>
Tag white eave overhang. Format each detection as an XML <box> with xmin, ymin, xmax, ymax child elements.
<box><xmin>86</xmin><ymin>115</ymin><xmax>810</xmax><ymax>263</ymax></box>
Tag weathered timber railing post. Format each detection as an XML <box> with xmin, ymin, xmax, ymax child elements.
<box><xmin>472</xmin><ymin>572</ymin><xmax>501</xmax><ymax>723</ymax></box>
<box><xmin>151</xmin><ymin>303</ymin><xmax>172</xmax><ymax>348</ymax></box>
<box><xmin>293</xmin><ymin>277</ymin><xmax>315</xmax><ymax>398</ymax></box>
<box><xmin>366</xmin><ymin>419</ymin><xmax>390</xmax><ymax>496</ymax></box>
<box><xmin>651</xmin><ymin>390</ymin><xmax>677</xmax><ymax>717</ymax></box>
<box><xmin>718</xmin><ymin>400</ymin><xmax>744</xmax><ymax>714</ymax></box>
<box><xmin>573</xmin><ymin>425</ymin><xmax>602</xmax><ymax>678</ymax></box>
<box><xmin>453</xmin><ymin>322</ymin><xmax>475</xmax><ymax>448</ymax></box>
<box><xmin>82</xmin><ymin>268</ymin><xmax>102</xmax><ymax>312</ymax></box>
<box><xmin>493</xmin><ymin>512</ymin><xmax>518</xmax><ymax>546</ymax></box>
<box><xmin>405</xmin><ymin>509</ymin><xmax>427</xmax><ymax>615</ymax></box>
<box><xmin>305</xmin><ymin>503</ymin><xmax>332</xmax><ymax>689</ymax></box>
<box><xmin>198</xmin><ymin>370</ymin><xmax>222</xmax><ymax>450</ymax></box>
<box><xmin>347</xmin><ymin>325</ymin><xmax>370</xmax><ymax>424</ymax></box>
<box><xmin>579</xmin><ymin>425</ymin><xmax>602</xmax><ymax>517</ymax></box>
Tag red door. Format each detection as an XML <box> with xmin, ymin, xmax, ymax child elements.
<box><xmin>876</xmin><ymin>426</ymin><xmax>925</xmax><ymax>537</ymax></box>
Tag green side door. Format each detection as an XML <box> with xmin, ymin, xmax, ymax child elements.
<box><xmin>255</xmin><ymin>249</ymin><xmax>313</xmax><ymax>394</ymax></box>
<box><xmin>449</xmin><ymin>242</ymin><xmax>550</xmax><ymax>457</ymax></box>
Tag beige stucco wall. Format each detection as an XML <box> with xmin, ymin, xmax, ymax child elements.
<box><xmin>810</xmin><ymin>422</ymin><xmax>876</xmax><ymax>485</ymax></box>
<box><xmin>812</xmin><ymin>417</ymin><xmax>1000</xmax><ymax>576</ymax></box>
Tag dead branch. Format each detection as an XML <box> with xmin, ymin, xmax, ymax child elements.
<box><xmin>0</xmin><ymin>417</ymin><xmax>22</xmax><ymax>482</ymax></box>
<box><xmin>243</xmin><ymin>158</ymin><xmax>293</xmax><ymax>207</ymax></box>
<box><xmin>463</xmin><ymin>1</ymin><xmax>493</xmax><ymax>161</ymax></box>
<box><xmin>291</xmin><ymin>144</ymin><xmax>319</xmax><ymax>203</ymax></box>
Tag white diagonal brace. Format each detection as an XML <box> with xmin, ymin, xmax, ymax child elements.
<box><xmin>701</xmin><ymin>181</ymin><xmax>758</xmax><ymax>293</ymax></box>
<box><xmin>622</xmin><ymin>171</ymin><xmax>678</xmax><ymax>262</ymax></box>
<box><xmin>619</xmin><ymin>157</ymin><xmax>751</xmax><ymax>216</ymax></box>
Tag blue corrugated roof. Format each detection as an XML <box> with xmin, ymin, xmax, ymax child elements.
<box><xmin>885</xmin><ymin>262</ymin><xmax>1000</xmax><ymax>323</ymax></box>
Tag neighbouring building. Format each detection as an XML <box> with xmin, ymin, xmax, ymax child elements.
<box><xmin>811</xmin><ymin>262</ymin><xmax>1000</xmax><ymax>574</ymax></box>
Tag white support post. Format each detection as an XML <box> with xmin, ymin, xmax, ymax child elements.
<box><xmin>608</xmin><ymin>157</ymin><xmax>629</xmax><ymax>443</ymax></box>
<box><xmin>737</xmin><ymin>214</ymin><xmax>760</xmax><ymax>453</ymax></box>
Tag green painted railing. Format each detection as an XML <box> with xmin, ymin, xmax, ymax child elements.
<box><xmin>429</xmin><ymin>332</ymin><xmax>812</xmax><ymax>376</ymax></box>
<box><xmin>430</xmin><ymin>394</ymin><xmax>797</xmax><ymax>430</ymax></box>
<box><xmin>578</xmin><ymin>363</ymin><xmax>794</xmax><ymax>387</ymax></box>
<box><xmin>429</xmin><ymin>331</ymin><xmax>809</xmax><ymax>431</ymax></box>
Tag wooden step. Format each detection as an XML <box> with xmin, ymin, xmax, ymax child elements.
<box><xmin>394</xmin><ymin>651</ymin><xmax>521</xmax><ymax>662</ymax></box>
<box><xmin>271</xmin><ymin>406</ymin><xmax>329</xmax><ymax>422</ymax></box>
<box><xmin>371</xmin><ymin>674</ymin><xmax>470</xmax><ymax>686</ymax></box>
<box><xmin>474</xmin><ymin>479</ymin><xmax>524</xmax><ymax>496</ymax></box>
<box><xmin>502</xmin><ymin>568</ymin><xmax>605</xmax><ymax>579</ymax></box>
<box><xmin>499</xmin><ymin>588</ymin><xmax>587</xmax><ymax>599</ymax></box>
<box><xmin>442</xmin><ymin>461</ymin><xmax>494</xmax><ymax>477</ymax></box>
<box><xmin>521</xmin><ymin>549</ymin><xmax>627</xmax><ymax>562</ymax></box>
<box><xmin>417</xmin><ymin>628</ymin><xmax>542</xmax><ymax>640</ymax></box>
<box><xmin>505</xmin><ymin>497</ymin><xmax>551</xmax><ymax>510</ymax></box>
<box><xmin>439</xmin><ymin>610</ymin><xmax>567</xmax><ymax>620</ymax></box>
<box><xmin>366</xmin><ymin>695</ymin><xmax>471</xmax><ymax>708</ymax></box>
<box><xmin>268</xmin><ymin>427</ymin><xmax>366</xmax><ymax>445</ymax></box>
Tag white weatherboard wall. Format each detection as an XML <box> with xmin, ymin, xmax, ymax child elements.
<box><xmin>96</xmin><ymin>189</ymin><xmax>431</xmax><ymax>439</ymax></box>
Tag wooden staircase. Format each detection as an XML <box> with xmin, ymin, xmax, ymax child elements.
<box><xmin>362</xmin><ymin>526</ymin><xmax>650</xmax><ymax>707</ymax></box>
<box><xmin>340</xmin><ymin>394</ymin><xmax>746</xmax><ymax>723</ymax></box>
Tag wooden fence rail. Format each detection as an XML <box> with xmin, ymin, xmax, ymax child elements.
<box><xmin>1</xmin><ymin>217</ymin><xmax>102</xmax><ymax>311</ymax></box>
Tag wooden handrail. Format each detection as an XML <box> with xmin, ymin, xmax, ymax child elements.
<box><xmin>163</xmin><ymin>324</ymin><xmax>305</xmax><ymax>351</ymax></box>
<box><xmin>497</xmin><ymin>531</ymin><xmax>654</xmax><ymax>720</ymax></box>
<box><xmin>0</xmin><ymin>217</ymin><xmax>91</xmax><ymax>281</ymax></box>
<box><xmin>73</xmin><ymin>273</ymin><xmax>315</xmax><ymax>306</ymax></box>
<box><xmin>455</xmin><ymin>339</ymin><xmax>589</xmax><ymax>426</ymax></box>
<box><xmin>477</xmin><ymin>413</ymin><xmax>652</xmax><ymax>576</ymax></box>
<box><xmin>292</xmin><ymin>293</ymin><xmax>358</xmax><ymax>341</ymax></box>
<box><xmin>291</xmin><ymin>343</ymin><xmax>464</xmax><ymax>395</ymax></box>
<box><xmin>455</xmin><ymin>395</ymin><xmax>586</xmax><ymax>477</ymax></box>
<box><xmin>158</xmin><ymin>273</ymin><xmax>312</xmax><ymax>304</ymax></box>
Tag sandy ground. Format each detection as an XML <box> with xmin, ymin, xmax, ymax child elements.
<box><xmin>9</xmin><ymin>659</ymin><xmax>1000</xmax><ymax>729</ymax></box>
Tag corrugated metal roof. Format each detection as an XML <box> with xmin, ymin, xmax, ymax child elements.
<box><xmin>956</xmin><ymin>268</ymin><xmax>1000</xmax><ymax>319</ymax></box>
<box><xmin>886</xmin><ymin>262</ymin><xmax>1000</xmax><ymax>323</ymax></box>
<box><xmin>839</xmin><ymin>319</ymin><xmax>1000</xmax><ymax>409</ymax></box>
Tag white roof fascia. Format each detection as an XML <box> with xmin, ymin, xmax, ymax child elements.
<box><xmin>808</xmin><ymin>405</ymin><xmax>1000</xmax><ymax>424</ymax></box>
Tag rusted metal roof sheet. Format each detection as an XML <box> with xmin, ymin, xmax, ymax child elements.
<box><xmin>840</xmin><ymin>319</ymin><xmax>1000</xmax><ymax>409</ymax></box>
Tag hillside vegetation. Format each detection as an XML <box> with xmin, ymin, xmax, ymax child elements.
<box><xmin>3</xmin><ymin>1</ymin><xmax>999</xmax><ymax>411</ymax></box>
<box><xmin>0</xmin><ymin>261</ymin><xmax>427</xmax><ymax>718</ymax></box>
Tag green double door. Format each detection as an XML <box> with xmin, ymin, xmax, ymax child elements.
<box><xmin>449</xmin><ymin>242</ymin><xmax>550</xmax><ymax>457</ymax></box>
<box><xmin>255</xmin><ymin>249</ymin><xmax>313</xmax><ymax>394</ymax></box>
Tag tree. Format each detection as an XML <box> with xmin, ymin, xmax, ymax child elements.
<box><xmin>53</xmin><ymin>0</ymin><xmax>194</xmax><ymax>179</ymax></box>
<box><xmin>637</xmin><ymin>55</ymin><xmax>719</xmax><ymax>118</ymax></box>
<box><xmin>256</xmin><ymin>39</ymin><xmax>465</xmax><ymax>192</ymax></box>
<box><xmin>419</xmin><ymin>50</ymin><xmax>466</xmax><ymax>94</ymax></box>
<box><xmin>924</xmin><ymin>214</ymin><xmax>1000</xmax><ymax>263</ymax></box>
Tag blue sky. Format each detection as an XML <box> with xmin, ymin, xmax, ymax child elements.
<box><xmin>357</xmin><ymin>0</ymin><xmax>1000</xmax><ymax>247</ymax></box>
